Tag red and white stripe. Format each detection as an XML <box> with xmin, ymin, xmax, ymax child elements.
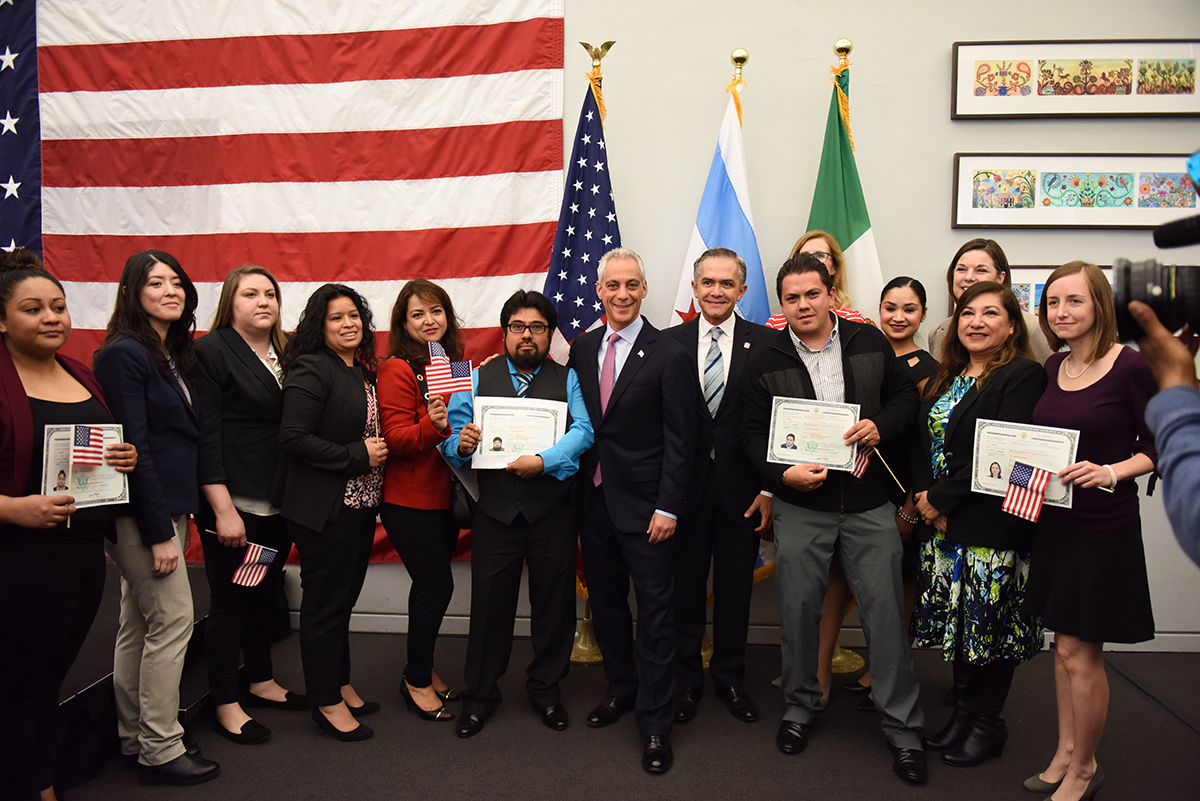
<box><xmin>231</xmin><ymin>543</ymin><xmax>276</xmax><ymax>588</ymax></box>
<box><xmin>1001</xmin><ymin>465</ymin><xmax>1053</xmax><ymax>522</ymax></box>
<box><xmin>851</xmin><ymin>443</ymin><xmax>873</xmax><ymax>479</ymax></box>
<box><xmin>36</xmin><ymin>0</ymin><xmax>565</xmax><ymax>364</ymax></box>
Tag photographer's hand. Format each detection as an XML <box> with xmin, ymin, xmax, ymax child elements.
<box><xmin>1129</xmin><ymin>301</ymin><xmax>1200</xmax><ymax>391</ymax></box>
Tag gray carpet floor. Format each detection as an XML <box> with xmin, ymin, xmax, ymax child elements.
<box><xmin>66</xmin><ymin>632</ymin><xmax>1200</xmax><ymax>800</ymax></box>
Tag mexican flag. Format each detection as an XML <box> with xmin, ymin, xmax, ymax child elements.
<box><xmin>808</xmin><ymin>65</ymin><xmax>883</xmax><ymax>312</ymax></box>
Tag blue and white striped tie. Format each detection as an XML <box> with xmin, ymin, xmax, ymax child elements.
<box><xmin>703</xmin><ymin>327</ymin><xmax>725</xmax><ymax>417</ymax></box>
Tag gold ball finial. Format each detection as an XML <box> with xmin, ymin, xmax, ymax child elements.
<box><xmin>834</xmin><ymin>38</ymin><xmax>852</xmax><ymax>58</ymax></box>
<box><xmin>731</xmin><ymin>48</ymin><xmax>749</xmax><ymax>67</ymax></box>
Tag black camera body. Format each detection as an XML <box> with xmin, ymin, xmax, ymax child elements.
<box><xmin>1112</xmin><ymin>258</ymin><xmax>1200</xmax><ymax>341</ymax></box>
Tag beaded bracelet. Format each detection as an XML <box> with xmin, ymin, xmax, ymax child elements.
<box><xmin>896</xmin><ymin>509</ymin><xmax>920</xmax><ymax>525</ymax></box>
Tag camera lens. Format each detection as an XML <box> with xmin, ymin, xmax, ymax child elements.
<box><xmin>1112</xmin><ymin>258</ymin><xmax>1200</xmax><ymax>341</ymax></box>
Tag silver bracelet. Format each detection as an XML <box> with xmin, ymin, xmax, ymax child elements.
<box><xmin>896</xmin><ymin>509</ymin><xmax>919</xmax><ymax>525</ymax></box>
<box><xmin>1105</xmin><ymin>464</ymin><xmax>1118</xmax><ymax>490</ymax></box>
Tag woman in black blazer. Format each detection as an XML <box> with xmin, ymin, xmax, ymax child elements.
<box><xmin>93</xmin><ymin>250</ymin><xmax>220</xmax><ymax>785</ymax></box>
<box><xmin>195</xmin><ymin>266</ymin><xmax>306</xmax><ymax>746</ymax></box>
<box><xmin>278</xmin><ymin>284</ymin><xmax>387</xmax><ymax>742</ymax></box>
<box><xmin>910</xmin><ymin>282</ymin><xmax>1048</xmax><ymax>769</ymax></box>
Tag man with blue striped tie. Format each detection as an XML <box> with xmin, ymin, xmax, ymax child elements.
<box><xmin>664</xmin><ymin>247</ymin><xmax>775</xmax><ymax>726</ymax></box>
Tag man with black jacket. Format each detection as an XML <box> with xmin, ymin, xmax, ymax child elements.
<box><xmin>742</xmin><ymin>254</ymin><xmax>927</xmax><ymax>785</ymax></box>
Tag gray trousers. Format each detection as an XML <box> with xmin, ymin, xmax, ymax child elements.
<box><xmin>105</xmin><ymin>517</ymin><xmax>193</xmax><ymax>766</ymax></box>
<box><xmin>773</xmin><ymin>499</ymin><xmax>925</xmax><ymax>749</ymax></box>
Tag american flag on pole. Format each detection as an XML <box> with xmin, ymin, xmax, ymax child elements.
<box><xmin>1002</xmin><ymin>461</ymin><xmax>1053</xmax><ymax>522</ymax></box>
<box><xmin>1</xmin><ymin>0</ymin><xmax>565</xmax><ymax>365</ymax></box>
<box><xmin>543</xmin><ymin>82</ymin><xmax>619</xmax><ymax>361</ymax></box>
<box><xmin>231</xmin><ymin>542</ymin><xmax>278</xmax><ymax>588</ymax></box>
<box><xmin>425</xmin><ymin>341</ymin><xmax>473</xmax><ymax>396</ymax></box>
<box><xmin>851</xmin><ymin>443</ymin><xmax>873</xmax><ymax>479</ymax></box>
<box><xmin>71</xmin><ymin>424</ymin><xmax>105</xmax><ymax>466</ymax></box>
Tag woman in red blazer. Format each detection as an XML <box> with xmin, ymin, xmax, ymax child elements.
<box><xmin>377</xmin><ymin>279</ymin><xmax>465</xmax><ymax>721</ymax></box>
<box><xmin>0</xmin><ymin>250</ymin><xmax>136</xmax><ymax>801</ymax></box>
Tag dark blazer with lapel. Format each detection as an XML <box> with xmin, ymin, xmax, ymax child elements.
<box><xmin>277</xmin><ymin>347</ymin><xmax>372</xmax><ymax>529</ymax></box>
<box><xmin>93</xmin><ymin>337</ymin><xmax>200</xmax><ymax>546</ymax></box>
<box><xmin>664</xmin><ymin>316</ymin><xmax>776</xmax><ymax>520</ymax></box>
<box><xmin>913</xmin><ymin>356</ymin><xmax>1048</xmax><ymax>551</ymax></box>
<box><xmin>194</xmin><ymin>327</ymin><xmax>285</xmax><ymax>500</ymax></box>
<box><xmin>568</xmin><ymin>317</ymin><xmax>697</xmax><ymax>533</ymax></box>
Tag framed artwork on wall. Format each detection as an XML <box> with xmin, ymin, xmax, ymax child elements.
<box><xmin>1009</xmin><ymin>265</ymin><xmax>1113</xmax><ymax>314</ymax></box>
<box><xmin>952</xmin><ymin>40</ymin><xmax>1199</xmax><ymax>119</ymax></box>
<box><xmin>952</xmin><ymin>153</ymin><xmax>1196</xmax><ymax>229</ymax></box>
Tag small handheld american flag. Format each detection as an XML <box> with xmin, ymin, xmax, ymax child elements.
<box><xmin>1002</xmin><ymin>461</ymin><xmax>1053</xmax><ymax>522</ymax></box>
<box><xmin>71</xmin><ymin>425</ymin><xmax>106</xmax><ymax>467</ymax></box>
<box><xmin>231</xmin><ymin>543</ymin><xmax>278</xmax><ymax>588</ymax></box>
<box><xmin>425</xmin><ymin>342</ymin><xmax>473</xmax><ymax>396</ymax></box>
<box><xmin>851</xmin><ymin>444</ymin><xmax>874</xmax><ymax>479</ymax></box>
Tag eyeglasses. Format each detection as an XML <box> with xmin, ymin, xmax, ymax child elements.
<box><xmin>506</xmin><ymin>322</ymin><xmax>549</xmax><ymax>335</ymax></box>
<box><xmin>809</xmin><ymin>252</ymin><xmax>832</xmax><ymax>264</ymax></box>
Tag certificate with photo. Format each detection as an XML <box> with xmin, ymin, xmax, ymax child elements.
<box><xmin>767</xmin><ymin>397</ymin><xmax>860</xmax><ymax>472</ymax></box>
<box><xmin>41</xmin><ymin>424</ymin><xmax>129</xmax><ymax>508</ymax></box>
<box><xmin>471</xmin><ymin>396</ymin><xmax>568</xmax><ymax>470</ymax></box>
<box><xmin>972</xmin><ymin>419</ymin><xmax>1079</xmax><ymax>508</ymax></box>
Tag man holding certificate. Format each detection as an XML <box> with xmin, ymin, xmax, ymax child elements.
<box><xmin>741</xmin><ymin>254</ymin><xmax>927</xmax><ymax>785</ymax></box>
<box><xmin>440</xmin><ymin>290</ymin><xmax>593</xmax><ymax>739</ymax></box>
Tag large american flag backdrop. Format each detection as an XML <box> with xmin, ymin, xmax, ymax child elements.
<box><xmin>1</xmin><ymin>0</ymin><xmax>565</xmax><ymax>365</ymax></box>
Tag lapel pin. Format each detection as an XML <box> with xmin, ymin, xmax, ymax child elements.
<box><xmin>743</xmin><ymin>341</ymin><xmax>750</xmax><ymax>348</ymax></box>
<box><xmin>638</xmin><ymin>350</ymin><xmax>644</xmax><ymax>358</ymax></box>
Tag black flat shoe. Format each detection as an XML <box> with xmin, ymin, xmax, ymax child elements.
<box><xmin>456</xmin><ymin>712</ymin><xmax>484</xmax><ymax>738</ymax></box>
<box><xmin>534</xmin><ymin>702</ymin><xmax>569</xmax><ymax>731</ymax></box>
<box><xmin>137</xmin><ymin>753</ymin><xmax>220</xmax><ymax>786</ymax></box>
<box><xmin>888</xmin><ymin>743</ymin><xmax>928</xmax><ymax>785</ymax></box>
<box><xmin>401</xmin><ymin>681</ymin><xmax>454</xmax><ymax>721</ymax></box>
<box><xmin>776</xmin><ymin>720</ymin><xmax>811</xmax><ymax>755</ymax></box>
<box><xmin>642</xmin><ymin>735</ymin><xmax>673</xmax><ymax>774</ymax></box>
<box><xmin>674</xmin><ymin>686</ymin><xmax>702</xmax><ymax>723</ymax></box>
<box><xmin>311</xmin><ymin>706</ymin><xmax>373</xmax><ymax>741</ymax></box>
<box><xmin>586</xmin><ymin>695</ymin><xmax>633</xmax><ymax>728</ymax></box>
<box><xmin>214</xmin><ymin>717</ymin><xmax>271</xmax><ymax>745</ymax></box>
<box><xmin>245</xmin><ymin>691</ymin><xmax>309</xmax><ymax>711</ymax></box>
<box><xmin>843</xmin><ymin>679</ymin><xmax>872</xmax><ymax>694</ymax></box>
<box><xmin>714</xmin><ymin>685</ymin><xmax>759</xmax><ymax>722</ymax></box>
<box><xmin>856</xmin><ymin>696</ymin><xmax>877</xmax><ymax>713</ymax></box>
<box><xmin>346</xmin><ymin>700</ymin><xmax>380</xmax><ymax>717</ymax></box>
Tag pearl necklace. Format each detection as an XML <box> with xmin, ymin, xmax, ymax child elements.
<box><xmin>1063</xmin><ymin>352</ymin><xmax>1093</xmax><ymax>380</ymax></box>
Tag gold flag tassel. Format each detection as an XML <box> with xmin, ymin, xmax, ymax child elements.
<box><xmin>831</xmin><ymin>38</ymin><xmax>855</xmax><ymax>151</ymax></box>
<box><xmin>725</xmin><ymin>48</ymin><xmax>749</xmax><ymax>127</ymax></box>
<box><xmin>580</xmin><ymin>40</ymin><xmax>615</xmax><ymax>122</ymax></box>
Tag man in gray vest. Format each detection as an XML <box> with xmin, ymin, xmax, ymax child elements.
<box><xmin>440</xmin><ymin>290</ymin><xmax>594</xmax><ymax>739</ymax></box>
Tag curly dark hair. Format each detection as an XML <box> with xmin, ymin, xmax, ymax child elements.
<box><xmin>0</xmin><ymin>248</ymin><xmax>65</xmax><ymax>317</ymax></box>
<box><xmin>96</xmin><ymin>250</ymin><xmax>198</xmax><ymax>379</ymax></box>
<box><xmin>283</xmin><ymin>283</ymin><xmax>378</xmax><ymax>377</ymax></box>
<box><xmin>387</xmin><ymin>278</ymin><xmax>464</xmax><ymax>363</ymax></box>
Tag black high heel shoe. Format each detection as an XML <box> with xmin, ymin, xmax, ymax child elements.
<box><xmin>436</xmin><ymin>686</ymin><xmax>462</xmax><ymax>702</ymax></box>
<box><xmin>400</xmin><ymin>681</ymin><xmax>454</xmax><ymax>721</ymax></box>
<box><xmin>311</xmin><ymin>706</ymin><xmax>373</xmax><ymax>741</ymax></box>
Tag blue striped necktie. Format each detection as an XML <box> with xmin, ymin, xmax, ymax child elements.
<box><xmin>703</xmin><ymin>327</ymin><xmax>725</xmax><ymax>417</ymax></box>
<box><xmin>515</xmin><ymin>372</ymin><xmax>532</xmax><ymax>397</ymax></box>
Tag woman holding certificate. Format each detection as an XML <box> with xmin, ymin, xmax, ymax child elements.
<box><xmin>93</xmin><ymin>250</ymin><xmax>220</xmax><ymax>785</ymax></box>
<box><xmin>911</xmin><ymin>281</ymin><xmax>1048</xmax><ymax>768</ymax></box>
<box><xmin>195</xmin><ymin>266</ymin><xmax>306</xmax><ymax>746</ymax></box>
<box><xmin>1023</xmin><ymin>262</ymin><xmax>1156</xmax><ymax>801</ymax></box>
<box><xmin>278</xmin><ymin>284</ymin><xmax>387</xmax><ymax>741</ymax></box>
<box><xmin>377</xmin><ymin>279</ymin><xmax>463</xmax><ymax>721</ymax></box>
<box><xmin>0</xmin><ymin>250</ymin><xmax>137</xmax><ymax>801</ymax></box>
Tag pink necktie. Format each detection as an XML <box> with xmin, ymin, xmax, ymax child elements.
<box><xmin>594</xmin><ymin>332</ymin><xmax>620</xmax><ymax>485</ymax></box>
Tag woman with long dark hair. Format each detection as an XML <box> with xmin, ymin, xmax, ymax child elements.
<box><xmin>377</xmin><ymin>278</ymin><xmax>465</xmax><ymax>720</ymax></box>
<box><xmin>1023</xmin><ymin>262</ymin><xmax>1157</xmax><ymax>800</ymax></box>
<box><xmin>278</xmin><ymin>283</ymin><xmax>387</xmax><ymax>741</ymax></box>
<box><xmin>93</xmin><ymin>250</ymin><xmax>220</xmax><ymax>785</ymax></box>
<box><xmin>0</xmin><ymin>249</ymin><xmax>137</xmax><ymax>801</ymax></box>
<box><xmin>911</xmin><ymin>282</ymin><xmax>1047</xmax><ymax>769</ymax></box>
<box><xmin>195</xmin><ymin>265</ymin><xmax>306</xmax><ymax>746</ymax></box>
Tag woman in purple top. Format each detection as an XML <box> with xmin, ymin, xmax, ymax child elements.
<box><xmin>1025</xmin><ymin>262</ymin><xmax>1157</xmax><ymax>801</ymax></box>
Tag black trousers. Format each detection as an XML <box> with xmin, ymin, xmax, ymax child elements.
<box><xmin>198</xmin><ymin>506</ymin><xmax>292</xmax><ymax>704</ymax></box>
<box><xmin>673</xmin><ymin>462</ymin><xmax>762</xmax><ymax>689</ymax></box>
<box><xmin>287</xmin><ymin>506</ymin><xmax>375</xmax><ymax>707</ymax></box>
<box><xmin>379</xmin><ymin>504</ymin><xmax>457</xmax><ymax>688</ymax></box>
<box><xmin>579</xmin><ymin>485</ymin><xmax>676</xmax><ymax>736</ymax></box>
<box><xmin>0</xmin><ymin>533</ymin><xmax>105</xmax><ymax>800</ymax></box>
<box><xmin>462</xmin><ymin>503</ymin><xmax>576</xmax><ymax>716</ymax></box>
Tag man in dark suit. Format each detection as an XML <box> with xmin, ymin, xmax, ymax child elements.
<box><xmin>741</xmin><ymin>254</ymin><xmax>927</xmax><ymax>785</ymax></box>
<box><xmin>440</xmin><ymin>290</ymin><xmax>593</xmax><ymax>738</ymax></box>
<box><xmin>663</xmin><ymin>247</ymin><xmax>774</xmax><ymax>725</ymax></box>
<box><xmin>568</xmin><ymin>247</ymin><xmax>696</xmax><ymax>774</ymax></box>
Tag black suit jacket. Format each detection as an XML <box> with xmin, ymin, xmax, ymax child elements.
<box><xmin>664</xmin><ymin>316</ymin><xmax>776</xmax><ymax>520</ymax></box>
<box><xmin>93</xmin><ymin>337</ymin><xmax>200</xmax><ymax>546</ymax></box>
<box><xmin>912</xmin><ymin>356</ymin><xmax>1048</xmax><ymax>550</ymax></box>
<box><xmin>195</xmin><ymin>327</ymin><xmax>286</xmax><ymax>500</ymax></box>
<box><xmin>277</xmin><ymin>348</ymin><xmax>373</xmax><ymax>529</ymax></box>
<box><xmin>568</xmin><ymin>318</ymin><xmax>696</xmax><ymax>532</ymax></box>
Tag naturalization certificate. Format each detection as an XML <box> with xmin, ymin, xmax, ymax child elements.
<box><xmin>41</xmin><ymin>424</ymin><xmax>129</xmax><ymax>508</ymax></box>
<box><xmin>972</xmin><ymin>419</ymin><xmax>1079</xmax><ymax>508</ymax></box>
<box><xmin>767</xmin><ymin>397</ymin><xmax>860</xmax><ymax>471</ymax></box>
<box><xmin>471</xmin><ymin>396</ymin><xmax>568</xmax><ymax>470</ymax></box>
